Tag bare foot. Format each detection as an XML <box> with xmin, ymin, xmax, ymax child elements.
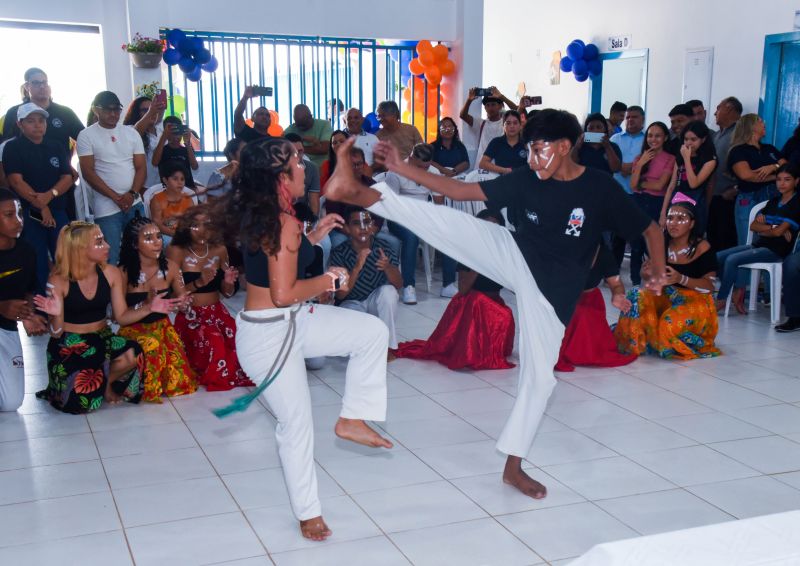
<box><xmin>335</xmin><ymin>417</ymin><xmax>393</xmax><ymax>448</ymax></box>
<box><xmin>104</xmin><ymin>387</ymin><xmax>122</xmax><ymax>405</ymax></box>
<box><xmin>503</xmin><ymin>456</ymin><xmax>547</xmax><ymax>499</ymax></box>
<box><xmin>733</xmin><ymin>289</ymin><xmax>747</xmax><ymax>315</ymax></box>
<box><xmin>300</xmin><ymin>516</ymin><xmax>332</xmax><ymax>541</ymax></box>
<box><xmin>387</xmin><ymin>349</ymin><xmax>397</xmax><ymax>362</ymax></box>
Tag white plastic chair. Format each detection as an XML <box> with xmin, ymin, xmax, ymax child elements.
<box><xmin>419</xmin><ymin>241</ymin><xmax>434</xmax><ymax>292</ymax></box>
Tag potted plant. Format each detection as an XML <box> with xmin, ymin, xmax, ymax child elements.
<box><xmin>122</xmin><ymin>33</ymin><xmax>166</xmax><ymax>69</ymax></box>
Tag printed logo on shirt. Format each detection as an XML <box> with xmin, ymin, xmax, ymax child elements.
<box><xmin>11</xmin><ymin>356</ymin><xmax>24</xmax><ymax>369</ymax></box>
<box><xmin>49</xmin><ymin>157</ymin><xmax>60</xmax><ymax>168</ymax></box>
<box><xmin>51</xmin><ymin>118</ymin><xmax>63</xmax><ymax>128</ymax></box>
<box><xmin>518</xmin><ymin>148</ymin><xmax>529</xmax><ymax>160</ymax></box>
<box><xmin>525</xmin><ymin>210</ymin><xmax>540</xmax><ymax>225</ymax></box>
<box><xmin>565</xmin><ymin>208</ymin><xmax>585</xmax><ymax>237</ymax></box>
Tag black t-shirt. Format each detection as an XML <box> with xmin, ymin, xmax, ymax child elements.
<box><xmin>432</xmin><ymin>140</ymin><xmax>469</xmax><ymax>169</ymax></box>
<box><xmin>753</xmin><ymin>193</ymin><xmax>800</xmax><ymax>257</ymax></box>
<box><xmin>584</xmin><ymin>244</ymin><xmax>619</xmax><ymax>290</ymax></box>
<box><xmin>664</xmin><ymin>136</ymin><xmax>682</xmax><ymax>158</ymax></box>
<box><xmin>675</xmin><ymin>154</ymin><xmax>717</xmax><ymax>204</ymax></box>
<box><xmin>483</xmin><ymin>136</ymin><xmax>528</xmax><ymax>169</ymax></box>
<box><xmin>577</xmin><ymin>143</ymin><xmax>622</xmax><ymax>176</ymax></box>
<box><xmin>782</xmin><ymin>137</ymin><xmax>800</xmax><ymax>168</ymax></box>
<box><xmin>159</xmin><ymin>145</ymin><xmax>196</xmax><ymax>188</ymax></box>
<box><xmin>236</xmin><ymin>125</ymin><xmax>272</xmax><ymax>143</ymax></box>
<box><xmin>2</xmin><ymin>101</ymin><xmax>84</xmax><ymax>156</ymax></box>
<box><xmin>479</xmin><ymin>167</ymin><xmax>651</xmax><ymax>324</ymax></box>
<box><xmin>0</xmin><ymin>240</ymin><xmax>37</xmax><ymax>331</ymax></box>
<box><xmin>728</xmin><ymin>143</ymin><xmax>783</xmax><ymax>193</ymax></box>
<box><xmin>668</xmin><ymin>248</ymin><xmax>717</xmax><ymax>280</ymax></box>
<box><xmin>456</xmin><ymin>262</ymin><xmax>503</xmax><ymax>294</ymax></box>
<box><xmin>2</xmin><ymin>136</ymin><xmax>71</xmax><ymax>211</ymax></box>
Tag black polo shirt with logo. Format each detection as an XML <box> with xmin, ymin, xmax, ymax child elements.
<box><xmin>2</xmin><ymin>136</ymin><xmax>71</xmax><ymax>211</ymax></box>
<box><xmin>2</xmin><ymin>101</ymin><xmax>84</xmax><ymax>155</ymax></box>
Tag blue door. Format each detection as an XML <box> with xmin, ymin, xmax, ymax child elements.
<box><xmin>774</xmin><ymin>41</ymin><xmax>800</xmax><ymax>150</ymax></box>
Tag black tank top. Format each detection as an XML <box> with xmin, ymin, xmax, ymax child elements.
<box><xmin>244</xmin><ymin>233</ymin><xmax>315</xmax><ymax>287</ymax></box>
<box><xmin>125</xmin><ymin>288</ymin><xmax>169</xmax><ymax>323</ymax></box>
<box><xmin>63</xmin><ymin>266</ymin><xmax>111</xmax><ymax>324</ymax></box>
<box><xmin>183</xmin><ymin>269</ymin><xmax>223</xmax><ymax>294</ymax></box>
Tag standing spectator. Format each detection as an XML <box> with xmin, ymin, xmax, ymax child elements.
<box><xmin>460</xmin><ymin>87</ymin><xmax>513</xmax><ymax>167</ymax></box>
<box><xmin>328</xmin><ymin>98</ymin><xmax>346</xmax><ymax>130</ymax></box>
<box><xmin>205</xmin><ymin>138</ymin><xmax>244</xmax><ymax>200</ymax></box>
<box><xmin>781</xmin><ymin>119</ymin><xmax>800</xmax><ymax>167</ymax></box>
<box><xmin>344</xmin><ymin>108</ymin><xmax>379</xmax><ymax>167</ymax></box>
<box><xmin>2</xmin><ymin>68</ymin><xmax>84</xmax><ymax>221</ymax></box>
<box><xmin>608</xmin><ymin>101</ymin><xmax>627</xmax><ymax>135</ymax></box>
<box><xmin>284</xmin><ymin>133</ymin><xmax>321</xmax><ymax>215</ymax></box>
<box><xmin>572</xmin><ymin>112</ymin><xmax>622</xmax><ymax>176</ymax></box>
<box><xmin>3</xmin><ymin>104</ymin><xmax>73</xmax><ymax>293</ymax></box>
<box><xmin>233</xmin><ymin>86</ymin><xmax>273</xmax><ymax>143</ymax></box>
<box><xmin>330</xmin><ymin>206</ymin><xmax>402</xmax><ymax>352</ymax></box>
<box><xmin>318</xmin><ymin>130</ymin><xmax>348</xmax><ymax>189</ymax></box>
<box><xmin>284</xmin><ymin>104</ymin><xmax>332</xmax><ymax>168</ymax></box>
<box><xmin>686</xmin><ymin>99</ymin><xmax>707</xmax><ymax>123</ymax></box>
<box><xmin>708</xmin><ymin>96</ymin><xmax>742</xmax><ymax>252</ymax></box>
<box><xmin>431</xmin><ymin>117</ymin><xmax>470</xmax><ymax>177</ymax></box>
<box><xmin>77</xmin><ymin>91</ymin><xmax>146</xmax><ymax>265</ymax></box>
<box><xmin>664</xmin><ymin>104</ymin><xmax>694</xmax><ymax>157</ymax></box>
<box><xmin>375</xmin><ymin>100</ymin><xmax>422</xmax><ymax>167</ymax></box>
<box><xmin>152</xmin><ymin>116</ymin><xmax>200</xmax><ymax>190</ymax></box>
<box><xmin>479</xmin><ymin>110</ymin><xmax>528</xmax><ymax>174</ymax></box>
<box><xmin>610</xmin><ymin>105</ymin><xmax>646</xmax><ymax>266</ymax></box>
<box><xmin>123</xmin><ymin>96</ymin><xmax>165</xmax><ymax>187</ymax></box>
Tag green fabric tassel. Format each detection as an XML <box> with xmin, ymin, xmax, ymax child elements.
<box><xmin>212</xmin><ymin>371</ymin><xmax>281</xmax><ymax>418</ymax></box>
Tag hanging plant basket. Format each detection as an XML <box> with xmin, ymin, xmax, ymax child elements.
<box><xmin>131</xmin><ymin>51</ymin><xmax>163</xmax><ymax>69</ymax></box>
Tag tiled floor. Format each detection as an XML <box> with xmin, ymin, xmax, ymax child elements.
<box><xmin>3</xmin><ymin>272</ymin><xmax>800</xmax><ymax>565</ymax></box>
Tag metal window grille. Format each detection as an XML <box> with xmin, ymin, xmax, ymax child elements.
<box><xmin>158</xmin><ymin>29</ymin><xmax>442</xmax><ymax>158</ymax></box>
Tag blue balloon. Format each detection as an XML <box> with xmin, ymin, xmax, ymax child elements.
<box><xmin>167</xmin><ymin>29</ymin><xmax>186</xmax><ymax>49</ymax></box>
<box><xmin>583</xmin><ymin>43</ymin><xmax>599</xmax><ymax>61</ymax></box>
<box><xmin>574</xmin><ymin>72</ymin><xmax>589</xmax><ymax>83</ymax></box>
<box><xmin>190</xmin><ymin>37</ymin><xmax>205</xmax><ymax>55</ymax></box>
<box><xmin>364</xmin><ymin>112</ymin><xmax>380</xmax><ymax>134</ymax></box>
<box><xmin>588</xmin><ymin>59</ymin><xmax>602</xmax><ymax>77</ymax></box>
<box><xmin>201</xmin><ymin>56</ymin><xmax>218</xmax><ymax>73</ymax></box>
<box><xmin>573</xmin><ymin>39</ymin><xmax>586</xmax><ymax>48</ymax></box>
<box><xmin>559</xmin><ymin>56</ymin><xmax>573</xmax><ymax>73</ymax></box>
<box><xmin>566</xmin><ymin>41</ymin><xmax>584</xmax><ymax>61</ymax></box>
<box><xmin>163</xmin><ymin>48</ymin><xmax>181</xmax><ymax>66</ymax></box>
<box><xmin>195</xmin><ymin>48</ymin><xmax>212</xmax><ymax>65</ymax></box>
<box><xmin>177</xmin><ymin>38</ymin><xmax>194</xmax><ymax>56</ymax></box>
<box><xmin>186</xmin><ymin>66</ymin><xmax>203</xmax><ymax>82</ymax></box>
<box><xmin>572</xmin><ymin>59</ymin><xmax>588</xmax><ymax>76</ymax></box>
<box><xmin>178</xmin><ymin>56</ymin><xmax>196</xmax><ymax>73</ymax></box>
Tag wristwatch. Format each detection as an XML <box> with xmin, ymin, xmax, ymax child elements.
<box><xmin>50</xmin><ymin>188</ymin><xmax>59</xmax><ymax>198</ymax></box>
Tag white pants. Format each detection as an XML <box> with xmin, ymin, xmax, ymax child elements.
<box><xmin>235</xmin><ymin>303</ymin><xmax>388</xmax><ymax>520</ymax></box>
<box><xmin>0</xmin><ymin>328</ymin><xmax>24</xmax><ymax>412</ymax></box>
<box><xmin>368</xmin><ymin>182</ymin><xmax>565</xmax><ymax>457</ymax></box>
<box><xmin>340</xmin><ymin>285</ymin><xmax>400</xmax><ymax>349</ymax></box>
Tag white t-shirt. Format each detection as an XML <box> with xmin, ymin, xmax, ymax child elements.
<box><xmin>384</xmin><ymin>164</ymin><xmax>441</xmax><ymax>200</ymax></box>
<box><xmin>77</xmin><ymin>123</ymin><xmax>145</xmax><ymax>218</ymax></box>
<box><xmin>474</xmin><ymin>118</ymin><xmax>504</xmax><ymax>169</ymax></box>
<box><xmin>351</xmin><ymin>130</ymin><xmax>379</xmax><ymax>165</ymax></box>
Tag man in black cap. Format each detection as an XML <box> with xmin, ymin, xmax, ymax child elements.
<box><xmin>76</xmin><ymin>91</ymin><xmax>146</xmax><ymax>264</ymax></box>
<box><xmin>460</xmin><ymin>86</ymin><xmax>516</xmax><ymax>167</ymax></box>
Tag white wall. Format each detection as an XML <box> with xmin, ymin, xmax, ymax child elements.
<box><xmin>482</xmin><ymin>0</ymin><xmax>800</xmax><ymax>125</ymax></box>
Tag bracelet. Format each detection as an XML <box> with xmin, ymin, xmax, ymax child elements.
<box><xmin>324</xmin><ymin>271</ymin><xmax>339</xmax><ymax>292</ymax></box>
<box><xmin>134</xmin><ymin>301</ymin><xmax>145</xmax><ymax>311</ymax></box>
<box><xmin>680</xmin><ymin>275</ymin><xmax>689</xmax><ymax>286</ymax></box>
<box><xmin>49</xmin><ymin>323</ymin><xmax>62</xmax><ymax>335</ymax></box>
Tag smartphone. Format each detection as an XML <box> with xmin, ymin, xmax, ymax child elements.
<box><xmin>28</xmin><ymin>209</ymin><xmax>45</xmax><ymax>224</ymax></box>
<box><xmin>171</xmin><ymin>124</ymin><xmax>191</xmax><ymax>136</ymax></box>
<box><xmin>583</xmin><ymin>131</ymin><xmax>606</xmax><ymax>143</ymax></box>
<box><xmin>522</xmin><ymin>95</ymin><xmax>542</xmax><ymax>107</ymax></box>
<box><xmin>154</xmin><ymin>89</ymin><xmax>167</xmax><ymax>106</ymax></box>
<box><xmin>252</xmin><ymin>86</ymin><xmax>273</xmax><ymax>97</ymax></box>
<box><xmin>474</xmin><ymin>87</ymin><xmax>493</xmax><ymax>97</ymax></box>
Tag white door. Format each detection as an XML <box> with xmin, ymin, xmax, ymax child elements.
<box><xmin>683</xmin><ymin>47</ymin><xmax>714</xmax><ymax>121</ymax></box>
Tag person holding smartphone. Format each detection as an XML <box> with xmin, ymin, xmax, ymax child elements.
<box><xmin>233</xmin><ymin>86</ymin><xmax>274</xmax><ymax>142</ymax></box>
<box><xmin>571</xmin><ymin>112</ymin><xmax>622</xmax><ymax>176</ymax></box>
<box><xmin>152</xmin><ymin>116</ymin><xmax>200</xmax><ymax>190</ymax></box>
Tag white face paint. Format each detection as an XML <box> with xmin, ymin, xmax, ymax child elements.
<box><xmin>528</xmin><ymin>141</ymin><xmax>555</xmax><ymax>179</ymax></box>
<box><xmin>14</xmin><ymin>201</ymin><xmax>23</xmax><ymax>236</ymax></box>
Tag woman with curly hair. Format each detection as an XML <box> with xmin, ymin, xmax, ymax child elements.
<box><xmin>34</xmin><ymin>221</ymin><xmax>181</xmax><ymax>413</ymax></box>
<box><xmin>168</xmin><ymin>205</ymin><xmax>253</xmax><ymax>391</ymax></box>
<box><xmin>117</xmin><ymin>215</ymin><xmax>197</xmax><ymax>402</ymax></box>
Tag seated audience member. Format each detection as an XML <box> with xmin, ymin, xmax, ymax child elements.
<box><xmin>459</xmin><ymin>87</ymin><xmax>515</xmax><ymax>166</ymax></box>
<box><xmin>664</xmin><ymin>104</ymin><xmax>694</xmax><ymax>157</ymax></box>
<box><xmin>629</xmin><ymin>122</ymin><xmax>675</xmax><ymax>286</ymax></box>
<box><xmin>284</xmin><ymin>104</ymin><xmax>333</xmax><ymax>168</ymax></box>
<box><xmin>206</xmin><ymin>138</ymin><xmax>245</xmax><ymax>200</ymax></box>
<box><xmin>779</xmin><ymin>243</ymin><xmax>800</xmax><ymax>332</ymax></box>
<box><xmin>375</xmin><ymin>100</ymin><xmax>423</xmax><ymax>167</ymax></box>
<box><xmin>330</xmin><ymin>206</ymin><xmax>402</xmax><ymax>352</ymax></box>
<box><xmin>152</xmin><ymin>116</ymin><xmax>200</xmax><ymax>190</ymax></box>
<box><xmin>608</xmin><ymin>101</ymin><xmax>627</xmax><ymax>135</ymax></box>
<box><xmin>77</xmin><ymin>91</ymin><xmax>146</xmax><ymax>265</ymax></box>
<box><xmin>478</xmin><ymin>110</ymin><xmax>528</xmax><ymax>175</ymax></box>
<box><xmin>431</xmin><ymin>117</ymin><xmax>470</xmax><ymax>177</ymax></box>
<box><xmin>233</xmin><ymin>86</ymin><xmax>273</xmax><ymax>142</ymax></box>
<box><xmin>393</xmin><ymin>209</ymin><xmax>515</xmax><ymax>370</ymax></box>
<box><xmin>615</xmin><ymin>195</ymin><xmax>720</xmax><ymax>360</ymax></box>
<box><xmin>150</xmin><ymin>162</ymin><xmax>194</xmax><ymax>244</ymax></box>
<box><xmin>556</xmin><ymin>244</ymin><xmax>636</xmax><ymax>372</ymax></box>
<box><xmin>782</xmin><ymin>119</ymin><xmax>800</xmax><ymax>167</ymax></box>
<box><xmin>708</xmin><ymin>97</ymin><xmax>742</xmax><ymax>253</ymax></box>
<box><xmin>686</xmin><ymin>99</ymin><xmax>708</xmax><ymax>123</ymax></box>
<box><xmin>572</xmin><ymin>112</ymin><xmax>622</xmax><ymax>176</ymax></box>
<box><xmin>3</xmin><ymin>103</ymin><xmax>73</xmax><ymax>293</ymax></box>
<box><xmin>715</xmin><ymin>164</ymin><xmax>800</xmax><ymax>314</ymax></box>
<box><xmin>284</xmin><ymin>132</ymin><xmax>321</xmax><ymax>215</ymax></box>
<box><xmin>0</xmin><ymin>189</ymin><xmax>46</xmax><ymax>411</ymax></box>
<box><xmin>117</xmin><ymin>216</ymin><xmax>197</xmax><ymax>402</ymax></box>
<box><xmin>34</xmin><ymin>222</ymin><xmax>180</xmax><ymax>412</ymax></box>
<box><xmin>168</xmin><ymin>206</ymin><xmax>253</xmax><ymax>390</ymax></box>
<box><xmin>660</xmin><ymin>120</ymin><xmax>717</xmax><ymax>233</ymax></box>
<box><xmin>344</xmin><ymin>108</ymin><xmax>379</xmax><ymax>167</ymax></box>
<box><xmin>385</xmin><ymin>143</ymin><xmax>457</xmax><ymax>303</ymax></box>
<box><xmin>319</xmin><ymin>130</ymin><xmax>348</xmax><ymax>189</ymax></box>
<box><xmin>123</xmin><ymin>96</ymin><xmax>166</xmax><ymax>186</ymax></box>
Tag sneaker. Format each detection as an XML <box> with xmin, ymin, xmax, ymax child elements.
<box><xmin>402</xmin><ymin>285</ymin><xmax>417</xmax><ymax>305</ymax></box>
<box><xmin>776</xmin><ymin>317</ymin><xmax>800</xmax><ymax>333</ymax></box>
<box><xmin>440</xmin><ymin>283</ymin><xmax>457</xmax><ymax>298</ymax></box>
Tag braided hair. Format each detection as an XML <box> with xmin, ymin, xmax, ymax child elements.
<box><xmin>118</xmin><ymin>214</ymin><xmax>168</xmax><ymax>286</ymax></box>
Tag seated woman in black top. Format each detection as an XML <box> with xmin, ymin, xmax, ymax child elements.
<box><xmin>430</xmin><ymin>117</ymin><xmax>470</xmax><ymax>177</ymax></box>
<box><xmin>479</xmin><ymin>110</ymin><xmax>528</xmax><ymax>174</ymax></box>
<box><xmin>615</xmin><ymin>195</ymin><xmax>720</xmax><ymax>360</ymax></box>
<box><xmin>393</xmin><ymin>209</ymin><xmax>515</xmax><ymax>369</ymax></box>
<box><xmin>167</xmin><ymin>205</ymin><xmax>253</xmax><ymax>391</ymax></box>
<box><xmin>117</xmin><ymin>215</ymin><xmax>197</xmax><ymax>402</ymax></box>
<box><xmin>571</xmin><ymin>112</ymin><xmax>622</xmax><ymax>176</ymax></box>
<box><xmin>34</xmin><ymin>221</ymin><xmax>181</xmax><ymax>413</ymax></box>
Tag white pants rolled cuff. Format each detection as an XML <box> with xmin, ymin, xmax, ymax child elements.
<box><xmin>340</xmin><ymin>285</ymin><xmax>400</xmax><ymax>349</ymax></box>
<box><xmin>0</xmin><ymin>328</ymin><xmax>25</xmax><ymax>412</ymax></box>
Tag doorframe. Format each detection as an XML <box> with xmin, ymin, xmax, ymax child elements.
<box><xmin>589</xmin><ymin>48</ymin><xmax>649</xmax><ymax>114</ymax></box>
<box><xmin>760</xmin><ymin>31</ymin><xmax>800</xmax><ymax>146</ymax></box>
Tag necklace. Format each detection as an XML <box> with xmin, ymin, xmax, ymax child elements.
<box><xmin>189</xmin><ymin>243</ymin><xmax>209</xmax><ymax>259</ymax></box>
<box><xmin>667</xmin><ymin>245</ymin><xmax>692</xmax><ymax>262</ymax></box>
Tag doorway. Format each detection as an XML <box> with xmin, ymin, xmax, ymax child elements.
<box><xmin>590</xmin><ymin>49</ymin><xmax>649</xmax><ymax>115</ymax></box>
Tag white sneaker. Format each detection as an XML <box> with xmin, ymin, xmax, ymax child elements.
<box><xmin>440</xmin><ymin>283</ymin><xmax>457</xmax><ymax>298</ymax></box>
<box><xmin>402</xmin><ymin>285</ymin><xmax>417</xmax><ymax>305</ymax></box>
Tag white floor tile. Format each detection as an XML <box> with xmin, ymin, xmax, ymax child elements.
<box><xmin>0</xmin><ymin>432</ymin><xmax>98</xmax><ymax>471</ymax></box>
<box><xmin>687</xmin><ymin>475</ymin><xmax>800</xmax><ymax>519</ymax></box>
<box><xmin>169</xmin><ymin>388</ymin><xmax>263</xmax><ymax>421</ymax></box>
<box><xmin>577</xmin><ymin>421</ymin><xmax>697</xmax><ymax>455</ymax></box>
<box><xmin>380</xmin><ymin>415</ymin><xmax>490</xmax><ymax>449</ymax></box>
<box><xmin>87</xmin><ymin>401</ymin><xmax>181</xmax><ymax>432</ymax></box>
<box><xmin>730</xmin><ymin>403</ymin><xmax>800</xmax><ymax>434</ymax></box>
<box><xmin>741</xmin><ymin>377</ymin><xmax>800</xmax><ymax>403</ymax></box>
<box><xmin>428</xmin><ymin>388</ymin><xmax>516</xmax><ymax>416</ymax></box>
<box><xmin>606</xmin><ymin>390</ymin><xmax>709</xmax><ymax>419</ymax></box>
<box><xmin>0</xmin><ymin>530</ymin><xmax>132</xmax><ymax>566</ymax></box>
<box><xmin>623</xmin><ymin>366</ymin><xmax>721</xmax><ymax>390</ymax></box>
<box><xmin>628</xmin><ymin>445</ymin><xmax>760</xmax><ymax>486</ymax></box>
<box><xmin>93</xmin><ymin>422</ymin><xmax>197</xmax><ymax>458</ymax></box>
<box><xmin>0</xmin><ymin>459</ymin><xmax>108</xmax><ymax>505</ymax></box>
<box><xmin>395</xmin><ymin>368</ymin><xmax>493</xmax><ymax>395</ymax></box>
<box><xmin>222</xmin><ymin>464</ymin><xmax>343</xmax><ymax>511</ymax></box>
<box><xmin>202</xmin><ymin>437</ymin><xmax>281</xmax><ymax>476</ymax></box>
<box><xmin>709</xmin><ymin>435</ymin><xmax>800</xmax><ymax>474</ymax></box>
<box><xmin>688</xmin><ymin>357</ymin><xmax>793</xmax><ymax>384</ymax></box>
<box><xmin>384</xmin><ymin>395</ymin><xmax>453</xmax><ymax>422</ymax></box>
<box><xmin>312</xmin><ymin>429</ymin><xmax>398</xmax><ymax>463</ymax></box>
<box><xmin>0</xmin><ymin>411</ymin><xmax>89</xmax><ymax>442</ymax></box>
<box><xmin>546</xmin><ymin>380</ymin><xmax>599</xmax><ymax>405</ymax></box>
<box><xmin>185</xmin><ymin>411</ymin><xmax>277</xmax><ymax>446</ymax></box>
<box><xmin>272</xmin><ymin>536</ymin><xmax>411</xmax><ymax>566</ymax></box>
<box><xmin>322</xmin><ymin>450</ymin><xmax>440</xmax><ymax>493</ymax></box>
<box><xmin>654</xmin><ymin>412</ymin><xmax>772</xmax><ymax>443</ymax></box>
<box><xmin>565</xmin><ymin>373</ymin><xmax>665</xmax><ymax>398</ymax></box>
<box><xmin>772</xmin><ymin>470</ymin><xmax>800</xmax><ymax>490</ymax></box>
<box><xmin>746</xmin><ymin>356</ymin><xmax>800</xmax><ymax>378</ymax></box>
<box><xmin>103</xmin><ymin>446</ymin><xmax>216</xmax><ymax>489</ymax></box>
<box><xmin>413</xmin><ymin>440</ymin><xmax>508</xmax><ymax>479</ymax></box>
<box><xmin>525</xmin><ymin>430</ymin><xmax>618</xmax><ymax>467</ymax></box>
<box><xmin>545</xmin><ymin>398</ymin><xmax>643</xmax><ymax>429</ymax></box>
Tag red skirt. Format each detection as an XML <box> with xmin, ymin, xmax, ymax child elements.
<box><xmin>555</xmin><ymin>288</ymin><xmax>637</xmax><ymax>372</ymax></box>
<box><xmin>174</xmin><ymin>302</ymin><xmax>254</xmax><ymax>391</ymax></box>
<box><xmin>393</xmin><ymin>290</ymin><xmax>515</xmax><ymax>370</ymax></box>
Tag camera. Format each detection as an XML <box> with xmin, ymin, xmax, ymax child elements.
<box><xmin>252</xmin><ymin>86</ymin><xmax>273</xmax><ymax>97</ymax></box>
<box><xmin>521</xmin><ymin>95</ymin><xmax>542</xmax><ymax>107</ymax></box>
<box><xmin>474</xmin><ymin>87</ymin><xmax>494</xmax><ymax>97</ymax></box>
<box><xmin>583</xmin><ymin>132</ymin><xmax>606</xmax><ymax>143</ymax></box>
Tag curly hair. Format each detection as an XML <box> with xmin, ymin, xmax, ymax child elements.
<box><xmin>118</xmin><ymin>214</ymin><xmax>168</xmax><ymax>286</ymax></box>
<box><xmin>214</xmin><ymin>137</ymin><xmax>296</xmax><ymax>256</ymax></box>
<box><xmin>171</xmin><ymin>204</ymin><xmax>221</xmax><ymax>248</ymax></box>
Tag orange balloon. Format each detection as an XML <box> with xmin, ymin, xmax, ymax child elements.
<box><xmin>245</xmin><ymin>118</ymin><xmax>254</xmax><ymax>128</ymax></box>
<box><xmin>268</xmin><ymin>123</ymin><xmax>284</xmax><ymax>136</ymax></box>
<box><xmin>440</xmin><ymin>59</ymin><xmax>456</xmax><ymax>76</ymax></box>
<box><xmin>425</xmin><ymin>66</ymin><xmax>442</xmax><ymax>86</ymax></box>
<box><xmin>416</xmin><ymin>39</ymin><xmax>433</xmax><ymax>53</ymax></box>
<box><xmin>419</xmin><ymin>50</ymin><xmax>435</xmax><ymax>68</ymax></box>
<box><xmin>408</xmin><ymin>58</ymin><xmax>425</xmax><ymax>76</ymax></box>
<box><xmin>402</xmin><ymin>88</ymin><xmax>411</xmax><ymax>102</ymax></box>
<box><xmin>426</xmin><ymin>103</ymin><xmax>439</xmax><ymax>118</ymax></box>
<box><xmin>432</xmin><ymin>44</ymin><xmax>449</xmax><ymax>63</ymax></box>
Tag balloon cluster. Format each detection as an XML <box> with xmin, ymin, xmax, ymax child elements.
<box><xmin>162</xmin><ymin>29</ymin><xmax>218</xmax><ymax>82</ymax></box>
<box><xmin>559</xmin><ymin>40</ymin><xmax>601</xmax><ymax>83</ymax></box>
<box><xmin>400</xmin><ymin>40</ymin><xmax>457</xmax><ymax>139</ymax></box>
<box><xmin>362</xmin><ymin>112</ymin><xmax>380</xmax><ymax>134</ymax></box>
<box><xmin>407</xmin><ymin>40</ymin><xmax>455</xmax><ymax>87</ymax></box>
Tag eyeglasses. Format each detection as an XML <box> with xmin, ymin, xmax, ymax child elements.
<box><xmin>28</xmin><ymin>80</ymin><xmax>48</xmax><ymax>88</ymax></box>
<box><xmin>439</xmin><ymin>126</ymin><xmax>455</xmax><ymax>132</ymax></box>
